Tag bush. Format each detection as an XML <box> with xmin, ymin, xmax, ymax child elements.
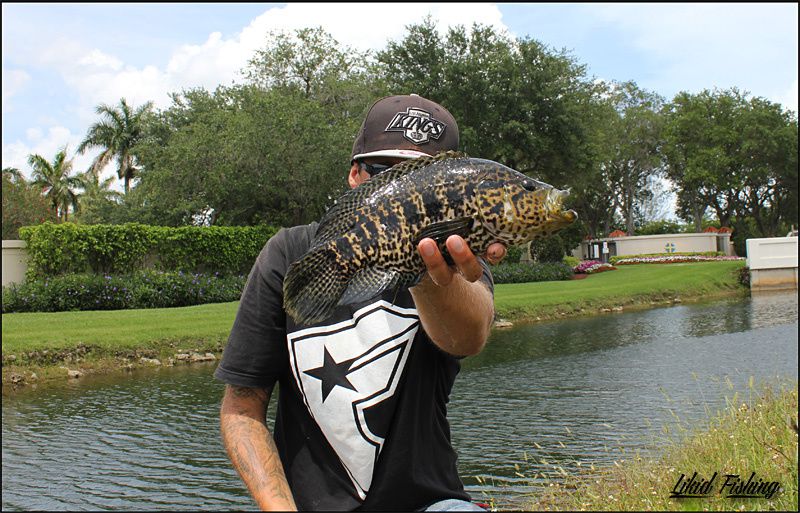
<box><xmin>636</xmin><ymin>220</ymin><xmax>685</xmax><ymax>235</ymax></box>
<box><xmin>19</xmin><ymin>222</ymin><xmax>278</xmax><ymax>278</ymax></box>
<box><xmin>737</xmin><ymin>266</ymin><xmax>751</xmax><ymax>288</ymax></box>
<box><xmin>491</xmin><ymin>262</ymin><xmax>573</xmax><ymax>284</ymax></box>
<box><xmin>504</xmin><ymin>244</ymin><xmax>526</xmax><ymax>264</ymax></box>
<box><xmin>529</xmin><ymin>235</ymin><xmax>566</xmax><ymax>263</ymax></box>
<box><xmin>2</xmin><ymin>270</ymin><xmax>247</xmax><ymax>313</ymax></box>
<box><xmin>562</xmin><ymin>255</ymin><xmax>580</xmax><ymax>268</ymax></box>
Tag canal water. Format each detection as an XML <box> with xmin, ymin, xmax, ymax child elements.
<box><xmin>2</xmin><ymin>292</ymin><xmax>797</xmax><ymax>510</ymax></box>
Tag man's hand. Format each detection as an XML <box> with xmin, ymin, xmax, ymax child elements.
<box><xmin>417</xmin><ymin>236</ymin><xmax>506</xmax><ymax>286</ymax></box>
<box><xmin>409</xmin><ymin>236</ymin><xmax>505</xmax><ymax>356</ymax></box>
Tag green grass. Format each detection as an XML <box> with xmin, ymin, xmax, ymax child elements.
<box><xmin>526</xmin><ymin>379</ymin><xmax>798</xmax><ymax>511</ymax></box>
<box><xmin>2</xmin><ymin>301</ymin><xmax>239</xmax><ymax>355</ymax></box>
<box><xmin>2</xmin><ymin>260</ymin><xmax>747</xmax><ymax>370</ymax></box>
<box><xmin>494</xmin><ymin>261</ymin><xmax>746</xmax><ymax>320</ymax></box>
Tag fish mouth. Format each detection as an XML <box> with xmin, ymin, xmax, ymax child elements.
<box><xmin>546</xmin><ymin>188</ymin><xmax>578</xmax><ymax>224</ymax></box>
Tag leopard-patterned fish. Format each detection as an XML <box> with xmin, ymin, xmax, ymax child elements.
<box><xmin>283</xmin><ymin>151</ymin><xmax>577</xmax><ymax>325</ymax></box>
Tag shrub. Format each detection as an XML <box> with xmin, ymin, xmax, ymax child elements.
<box><xmin>491</xmin><ymin>262</ymin><xmax>573</xmax><ymax>284</ymax></box>
<box><xmin>636</xmin><ymin>220</ymin><xmax>685</xmax><ymax>236</ymax></box>
<box><xmin>562</xmin><ymin>255</ymin><xmax>580</xmax><ymax>268</ymax></box>
<box><xmin>529</xmin><ymin>235</ymin><xmax>566</xmax><ymax>263</ymax></box>
<box><xmin>2</xmin><ymin>271</ymin><xmax>247</xmax><ymax>313</ymax></box>
<box><xmin>504</xmin><ymin>244</ymin><xmax>526</xmax><ymax>264</ymax></box>
<box><xmin>738</xmin><ymin>266</ymin><xmax>751</xmax><ymax>288</ymax></box>
<box><xmin>19</xmin><ymin>222</ymin><xmax>278</xmax><ymax>278</ymax></box>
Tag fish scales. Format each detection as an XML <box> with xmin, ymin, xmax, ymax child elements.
<box><xmin>283</xmin><ymin>152</ymin><xmax>577</xmax><ymax>325</ymax></box>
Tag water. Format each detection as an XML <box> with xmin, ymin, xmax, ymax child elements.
<box><xmin>2</xmin><ymin>292</ymin><xmax>797</xmax><ymax>510</ymax></box>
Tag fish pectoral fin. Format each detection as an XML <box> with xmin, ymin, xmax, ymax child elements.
<box><xmin>412</xmin><ymin>217</ymin><xmax>474</xmax><ymax>266</ymax></box>
<box><xmin>338</xmin><ymin>268</ymin><xmax>400</xmax><ymax>306</ymax></box>
<box><xmin>412</xmin><ymin>217</ymin><xmax>474</xmax><ymax>246</ymax></box>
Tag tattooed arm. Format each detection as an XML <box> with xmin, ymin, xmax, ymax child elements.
<box><xmin>220</xmin><ymin>384</ymin><xmax>297</xmax><ymax>511</ymax></box>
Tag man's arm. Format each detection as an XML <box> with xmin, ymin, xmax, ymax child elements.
<box><xmin>409</xmin><ymin>235</ymin><xmax>503</xmax><ymax>357</ymax></box>
<box><xmin>220</xmin><ymin>384</ymin><xmax>297</xmax><ymax>511</ymax></box>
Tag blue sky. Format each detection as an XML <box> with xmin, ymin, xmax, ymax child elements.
<box><xmin>2</xmin><ymin>3</ymin><xmax>797</xmax><ymax>189</ymax></box>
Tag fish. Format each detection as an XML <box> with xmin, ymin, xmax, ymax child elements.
<box><xmin>283</xmin><ymin>151</ymin><xmax>577</xmax><ymax>325</ymax></box>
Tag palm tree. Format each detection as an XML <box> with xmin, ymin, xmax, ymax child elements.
<box><xmin>28</xmin><ymin>146</ymin><xmax>83</xmax><ymax>222</ymax></box>
<box><xmin>2</xmin><ymin>167</ymin><xmax>24</xmax><ymax>183</ymax></box>
<box><xmin>77</xmin><ymin>98</ymin><xmax>153</xmax><ymax>194</ymax></box>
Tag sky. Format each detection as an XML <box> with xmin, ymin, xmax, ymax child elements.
<box><xmin>2</xmin><ymin>2</ymin><xmax>798</xmax><ymax>192</ymax></box>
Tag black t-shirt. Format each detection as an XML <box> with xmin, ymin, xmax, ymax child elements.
<box><xmin>214</xmin><ymin>223</ymin><xmax>494</xmax><ymax>511</ymax></box>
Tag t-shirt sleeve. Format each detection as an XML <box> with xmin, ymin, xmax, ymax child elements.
<box><xmin>214</xmin><ymin>229</ymin><xmax>290</xmax><ymax>388</ymax></box>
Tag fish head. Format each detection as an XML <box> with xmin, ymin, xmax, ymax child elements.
<box><xmin>476</xmin><ymin>168</ymin><xmax>577</xmax><ymax>245</ymax></box>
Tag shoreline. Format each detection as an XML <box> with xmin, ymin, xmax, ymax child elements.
<box><xmin>2</xmin><ymin>287</ymin><xmax>751</xmax><ymax>394</ymax></box>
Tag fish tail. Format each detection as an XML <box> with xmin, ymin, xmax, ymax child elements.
<box><xmin>284</xmin><ymin>242</ymin><xmax>351</xmax><ymax>325</ymax></box>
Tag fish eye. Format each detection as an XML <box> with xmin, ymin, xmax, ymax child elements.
<box><xmin>522</xmin><ymin>180</ymin><xmax>540</xmax><ymax>192</ymax></box>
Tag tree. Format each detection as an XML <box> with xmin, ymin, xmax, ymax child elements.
<box><xmin>663</xmin><ymin>88</ymin><xmax>797</xmax><ymax>237</ymax></box>
<box><xmin>130</xmin><ymin>28</ymin><xmax>385</xmax><ymax>227</ymax></box>
<box><xmin>377</xmin><ymin>18</ymin><xmax>606</xmax><ymax>243</ymax></box>
<box><xmin>600</xmin><ymin>81</ymin><xmax>665</xmax><ymax>235</ymax></box>
<box><xmin>27</xmin><ymin>147</ymin><xmax>83</xmax><ymax>222</ymax></box>
<box><xmin>2</xmin><ymin>168</ymin><xmax>56</xmax><ymax>239</ymax></box>
<box><xmin>77</xmin><ymin>98</ymin><xmax>153</xmax><ymax>193</ymax></box>
<box><xmin>244</xmin><ymin>26</ymin><xmax>377</xmax><ymax>110</ymax></box>
<box><xmin>73</xmin><ymin>170</ymin><xmax>122</xmax><ymax>224</ymax></box>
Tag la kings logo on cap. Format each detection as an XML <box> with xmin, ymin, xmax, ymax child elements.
<box><xmin>385</xmin><ymin>108</ymin><xmax>446</xmax><ymax>145</ymax></box>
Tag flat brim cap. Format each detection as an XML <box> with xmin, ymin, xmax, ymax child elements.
<box><xmin>351</xmin><ymin>94</ymin><xmax>459</xmax><ymax>161</ymax></box>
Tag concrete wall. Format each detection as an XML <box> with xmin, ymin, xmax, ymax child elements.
<box><xmin>746</xmin><ymin>237</ymin><xmax>798</xmax><ymax>291</ymax></box>
<box><xmin>2</xmin><ymin>240</ymin><xmax>29</xmax><ymax>287</ymax></box>
<box><xmin>579</xmin><ymin>233</ymin><xmax>734</xmax><ymax>262</ymax></box>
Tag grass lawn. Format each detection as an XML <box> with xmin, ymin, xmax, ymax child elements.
<box><xmin>2</xmin><ymin>260</ymin><xmax>746</xmax><ymax>372</ymax></box>
<box><xmin>2</xmin><ymin>301</ymin><xmax>240</xmax><ymax>355</ymax></box>
<box><xmin>494</xmin><ymin>260</ymin><xmax>746</xmax><ymax>320</ymax></box>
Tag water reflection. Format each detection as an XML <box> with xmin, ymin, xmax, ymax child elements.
<box><xmin>2</xmin><ymin>292</ymin><xmax>797</xmax><ymax>511</ymax></box>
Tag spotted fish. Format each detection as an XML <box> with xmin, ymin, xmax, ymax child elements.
<box><xmin>283</xmin><ymin>151</ymin><xmax>577</xmax><ymax>325</ymax></box>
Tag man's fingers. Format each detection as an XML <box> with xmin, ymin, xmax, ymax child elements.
<box><xmin>418</xmin><ymin>238</ymin><xmax>453</xmax><ymax>287</ymax></box>
<box><xmin>485</xmin><ymin>243</ymin><xmax>507</xmax><ymax>265</ymax></box>
<box><xmin>446</xmin><ymin>235</ymin><xmax>483</xmax><ymax>283</ymax></box>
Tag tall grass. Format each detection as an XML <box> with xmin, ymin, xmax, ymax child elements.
<box><xmin>525</xmin><ymin>378</ymin><xmax>798</xmax><ymax>511</ymax></box>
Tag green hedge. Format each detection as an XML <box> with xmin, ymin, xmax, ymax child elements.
<box><xmin>608</xmin><ymin>251</ymin><xmax>723</xmax><ymax>265</ymax></box>
<box><xmin>491</xmin><ymin>262</ymin><xmax>573</xmax><ymax>284</ymax></box>
<box><xmin>18</xmin><ymin>222</ymin><xmax>279</xmax><ymax>278</ymax></box>
<box><xmin>2</xmin><ymin>270</ymin><xmax>248</xmax><ymax>313</ymax></box>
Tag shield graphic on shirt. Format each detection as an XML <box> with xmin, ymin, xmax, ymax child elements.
<box><xmin>287</xmin><ymin>300</ymin><xmax>419</xmax><ymax>500</ymax></box>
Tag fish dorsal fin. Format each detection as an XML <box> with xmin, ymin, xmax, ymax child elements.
<box><xmin>314</xmin><ymin>150</ymin><xmax>469</xmax><ymax>245</ymax></box>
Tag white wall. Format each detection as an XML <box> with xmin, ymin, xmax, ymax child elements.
<box><xmin>2</xmin><ymin>240</ymin><xmax>29</xmax><ymax>287</ymax></box>
<box><xmin>746</xmin><ymin>237</ymin><xmax>798</xmax><ymax>291</ymax></box>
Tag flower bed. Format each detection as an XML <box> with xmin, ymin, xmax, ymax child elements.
<box><xmin>613</xmin><ymin>255</ymin><xmax>744</xmax><ymax>265</ymax></box>
<box><xmin>573</xmin><ymin>260</ymin><xmax>617</xmax><ymax>274</ymax></box>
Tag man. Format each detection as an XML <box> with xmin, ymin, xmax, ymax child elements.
<box><xmin>215</xmin><ymin>94</ymin><xmax>506</xmax><ymax>511</ymax></box>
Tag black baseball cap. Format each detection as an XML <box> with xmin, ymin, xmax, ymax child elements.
<box><xmin>351</xmin><ymin>94</ymin><xmax>459</xmax><ymax>162</ymax></box>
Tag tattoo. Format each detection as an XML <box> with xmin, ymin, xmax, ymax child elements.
<box><xmin>221</xmin><ymin>384</ymin><xmax>295</xmax><ymax>509</ymax></box>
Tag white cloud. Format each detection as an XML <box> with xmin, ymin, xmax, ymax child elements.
<box><xmin>4</xmin><ymin>3</ymin><xmax>505</xmax><ymax>184</ymax></box>
<box><xmin>77</xmin><ymin>49</ymin><xmax>124</xmax><ymax>71</ymax></box>
<box><xmin>1</xmin><ymin>68</ymin><xmax>31</xmax><ymax>109</ymax></box>
<box><xmin>581</xmin><ymin>3</ymin><xmax>797</xmax><ymax>100</ymax></box>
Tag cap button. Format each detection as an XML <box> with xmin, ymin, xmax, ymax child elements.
<box><xmin>409</xmin><ymin>93</ymin><xmax>419</xmax><ymax>97</ymax></box>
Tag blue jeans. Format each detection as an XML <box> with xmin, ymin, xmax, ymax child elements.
<box><xmin>424</xmin><ymin>498</ymin><xmax>486</xmax><ymax>511</ymax></box>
